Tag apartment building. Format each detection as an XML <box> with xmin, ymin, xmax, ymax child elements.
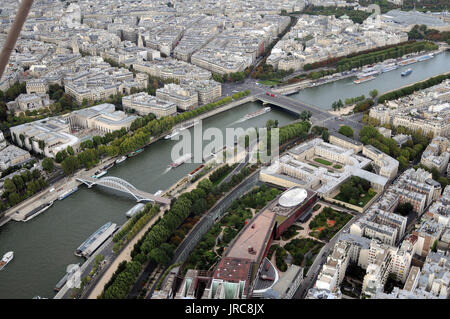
<box><xmin>122</xmin><ymin>92</ymin><xmax>177</xmax><ymax>118</ymax></box>
<box><xmin>26</xmin><ymin>79</ymin><xmax>48</xmax><ymax>94</ymax></box>
<box><xmin>362</xmin><ymin>145</ymin><xmax>399</xmax><ymax>180</ymax></box>
<box><xmin>420</xmin><ymin>136</ymin><xmax>450</xmax><ymax>174</ymax></box>
<box><xmin>315</xmin><ymin>241</ymin><xmax>351</xmax><ymax>292</ymax></box>
<box><xmin>0</xmin><ymin>145</ymin><xmax>32</xmax><ymax>171</ymax></box>
<box><xmin>180</xmin><ymin>79</ymin><xmax>222</xmax><ymax>105</ymax></box>
<box><xmin>156</xmin><ymin>83</ymin><xmax>198</xmax><ymax>111</ymax></box>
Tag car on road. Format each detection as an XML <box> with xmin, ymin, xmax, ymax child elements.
<box><xmin>266</xmin><ymin>92</ymin><xmax>270</xmax><ymax>95</ymax></box>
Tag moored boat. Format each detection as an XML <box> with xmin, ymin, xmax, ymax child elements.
<box><xmin>115</xmin><ymin>156</ymin><xmax>127</xmax><ymax>164</ymax></box>
<box><xmin>92</xmin><ymin>170</ymin><xmax>107</xmax><ymax>179</ymax></box>
<box><xmin>169</xmin><ymin>153</ymin><xmax>192</xmax><ymax>168</ymax></box>
<box><xmin>75</xmin><ymin>222</ymin><xmax>117</xmax><ymax>258</ymax></box>
<box><xmin>0</xmin><ymin>251</ymin><xmax>14</xmax><ymax>270</ymax></box>
<box><xmin>165</xmin><ymin>129</ymin><xmax>180</xmax><ymax>140</ymax></box>
<box><xmin>128</xmin><ymin>148</ymin><xmax>143</xmax><ymax>157</ymax></box>
<box><xmin>58</xmin><ymin>187</ymin><xmax>78</xmax><ymax>201</ymax></box>
<box><xmin>23</xmin><ymin>201</ymin><xmax>54</xmax><ymax>222</ymax></box>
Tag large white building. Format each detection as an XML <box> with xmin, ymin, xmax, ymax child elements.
<box><xmin>122</xmin><ymin>92</ymin><xmax>177</xmax><ymax>118</ymax></box>
<box><xmin>260</xmin><ymin>138</ymin><xmax>387</xmax><ymax>197</ymax></box>
<box><xmin>69</xmin><ymin>103</ymin><xmax>138</xmax><ymax>133</ymax></box>
<box><xmin>10</xmin><ymin>117</ymin><xmax>80</xmax><ymax>159</ymax></box>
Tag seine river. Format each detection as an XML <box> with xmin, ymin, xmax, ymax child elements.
<box><xmin>291</xmin><ymin>50</ymin><xmax>450</xmax><ymax>109</ymax></box>
<box><xmin>0</xmin><ymin>102</ymin><xmax>296</xmax><ymax>299</ymax></box>
<box><xmin>0</xmin><ymin>50</ymin><xmax>448</xmax><ymax>299</ymax></box>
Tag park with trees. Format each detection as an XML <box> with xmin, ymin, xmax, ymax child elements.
<box><xmin>334</xmin><ymin>176</ymin><xmax>377</xmax><ymax>207</ymax></box>
<box><xmin>183</xmin><ymin>185</ymin><xmax>282</xmax><ymax>272</ymax></box>
<box><xmin>100</xmin><ymin>163</ymin><xmax>260</xmax><ymax>299</ymax></box>
<box><xmin>0</xmin><ymin>168</ymin><xmax>47</xmax><ymax>211</ymax></box>
<box><xmin>308</xmin><ymin>207</ymin><xmax>353</xmax><ymax>241</ymax></box>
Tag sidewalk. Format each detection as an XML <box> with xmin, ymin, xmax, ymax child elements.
<box><xmin>87</xmin><ymin>208</ymin><xmax>164</xmax><ymax>299</ymax></box>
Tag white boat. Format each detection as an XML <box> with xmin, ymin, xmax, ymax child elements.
<box><xmin>154</xmin><ymin>190</ymin><xmax>164</xmax><ymax>197</ymax></box>
<box><xmin>353</xmin><ymin>75</ymin><xmax>376</xmax><ymax>84</ymax></box>
<box><xmin>382</xmin><ymin>63</ymin><xmax>398</xmax><ymax>73</ymax></box>
<box><xmin>125</xmin><ymin>203</ymin><xmax>145</xmax><ymax>218</ymax></box>
<box><xmin>0</xmin><ymin>251</ymin><xmax>14</xmax><ymax>270</ymax></box>
<box><xmin>356</xmin><ymin>70</ymin><xmax>379</xmax><ymax>78</ymax></box>
<box><xmin>169</xmin><ymin>153</ymin><xmax>192</xmax><ymax>168</ymax></box>
<box><xmin>243</xmin><ymin>107</ymin><xmax>271</xmax><ymax>120</ymax></box>
<box><xmin>165</xmin><ymin>129</ymin><xmax>180</xmax><ymax>140</ymax></box>
<box><xmin>401</xmin><ymin>68</ymin><xmax>412</xmax><ymax>76</ymax></box>
<box><xmin>92</xmin><ymin>170</ymin><xmax>107</xmax><ymax>179</ymax></box>
<box><xmin>115</xmin><ymin>156</ymin><xmax>127</xmax><ymax>164</ymax></box>
<box><xmin>417</xmin><ymin>53</ymin><xmax>433</xmax><ymax>62</ymax></box>
<box><xmin>58</xmin><ymin>187</ymin><xmax>78</xmax><ymax>201</ymax></box>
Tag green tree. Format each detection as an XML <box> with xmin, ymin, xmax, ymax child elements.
<box><xmin>42</xmin><ymin>157</ymin><xmax>54</xmax><ymax>173</ymax></box>
<box><xmin>397</xmin><ymin>155</ymin><xmax>409</xmax><ymax>171</ymax></box>
<box><xmin>55</xmin><ymin>150</ymin><xmax>68</xmax><ymax>163</ymax></box>
<box><xmin>338</xmin><ymin>125</ymin><xmax>354</xmax><ymax>138</ymax></box>
<box><xmin>369</xmin><ymin>89</ymin><xmax>378</xmax><ymax>99</ymax></box>
<box><xmin>321</xmin><ymin>130</ymin><xmax>330</xmax><ymax>142</ymax></box>
<box><xmin>61</xmin><ymin>156</ymin><xmax>80</xmax><ymax>175</ymax></box>
<box><xmin>67</xmin><ymin>146</ymin><xmax>75</xmax><ymax>156</ymax></box>
<box><xmin>3</xmin><ymin>179</ymin><xmax>17</xmax><ymax>193</ymax></box>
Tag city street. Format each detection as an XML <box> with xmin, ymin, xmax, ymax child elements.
<box><xmin>294</xmin><ymin>214</ymin><xmax>360</xmax><ymax>299</ymax></box>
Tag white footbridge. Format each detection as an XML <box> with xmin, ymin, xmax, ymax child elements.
<box><xmin>76</xmin><ymin>176</ymin><xmax>170</xmax><ymax>205</ymax></box>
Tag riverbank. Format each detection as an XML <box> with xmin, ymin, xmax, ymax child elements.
<box><xmin>0</xmin><ymin>95</ymin><xmax>256</xmax><ymax>229</ymax></box>
<box><xmin>328</xmin><ymin>105</ymin><xmax>354</xmax><ymax>116</ymax></box>
<box><xmin>86</xmin><ymin>207</ymin><xmax>165</xmax><ymax>299</ymax></box>
<box><xmin>273</xmin><ymin>45</ymin><xmax>447</xmax><ymax>97</ymax></box>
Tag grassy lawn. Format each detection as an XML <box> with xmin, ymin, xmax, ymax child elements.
<box><xmin>333</xmin><ymin>176</ymin><xmax>377</xmax><ymax>208</ymax></box>
<box><xmin>314</xmin><ymin>158</ymin><xmax>332</xmax><ymax>166</ymax></box>
<box><xmin>333</xmin><ymin>164</ymin><xmax>342</xmax><ymax>169</ymax></box>
<box><xmin>275</xmin><ymin>214</ymin><xmax>287</xmax><ymax>225</ymax></box>
<box><xmin>308</xmin><ymin>207</ymin><xmax>353</xmax><ymax>241</ymax></box>
<box><xmin>334</xmin><ymin>191</ymin><xmax>376</xmax><ymax>208</ymax></box>
<box><xmin>258</xmin><ymin>79</ymin><xmax>283</xmax><ymax>86</ymax></box>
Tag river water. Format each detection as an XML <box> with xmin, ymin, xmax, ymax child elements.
<box><xmin>0</xmin><ymin>50</ymin><xmax>449</xmax><ymax>299</ymax></box>
<box><xmin>290</xmin><ymin>51</ymin><xmax>450</xmax><ymax>109</ymax></box>
<box><xmin>0</xmin><ymin>102</ymin><xmax>295</xmax><ymax>299</ymax></box>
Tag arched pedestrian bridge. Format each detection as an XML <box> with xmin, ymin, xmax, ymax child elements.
<box><xmin>76</xmin><ymin>176</ymin><xmax>171</xmax><ymax>205</ymax></box>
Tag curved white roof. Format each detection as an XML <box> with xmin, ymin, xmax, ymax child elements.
<box><xmin>279</xmin><ymin>187</ymin><xmax>307</xmax><ymax>208</ymax></box>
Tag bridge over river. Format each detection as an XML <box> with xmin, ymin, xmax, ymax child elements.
<box><xmin>254</xmin><ymin>92</ymin><xmax>332</xmax><ymax>123</ymax></box>
<box><xmin>76</xmin><ymin>176</ymin><xmax>171</xmax><ymax>206</ymax></box>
